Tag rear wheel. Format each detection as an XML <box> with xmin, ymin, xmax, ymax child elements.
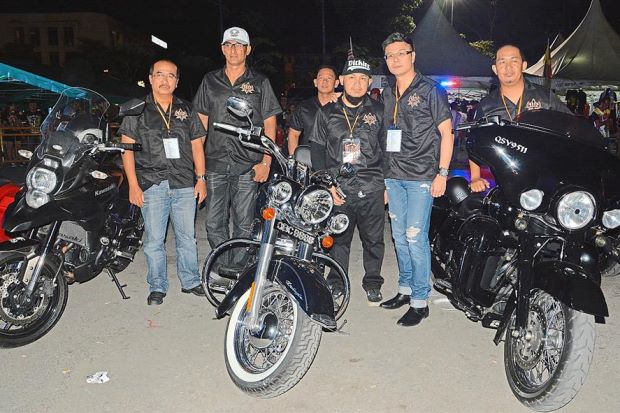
<box><xmin>0</xmin><ymin>255</ymin><xmax>68</xmax><ymax>348</ymax></box>
<box><xmin>504</xmin><ymin>289</ymin><xmax>595</xmax><ymax>412</ymax></box>
<box><xmin>224</xmin><ymin>283</ymin><xmax>321</xmax><ymax>398</ymax></box>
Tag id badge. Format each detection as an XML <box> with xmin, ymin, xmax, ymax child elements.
<box><xmin>163</xmin><ymin>138</ymin><xmax>180</xmax><ymax>159</ymax></box>
<box><xmin>386</xmin><ymin>128</ymin><xmax>402</xmax><ymax>152</ymax></box>
<box><xmin>343</xmin><ymin>137</ymin><xmax>362</xmax><ymax>164</ymax></box>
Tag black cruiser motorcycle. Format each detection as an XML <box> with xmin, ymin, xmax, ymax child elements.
<box><xmin>202</xmin><ymin>97</ymin><xmax>351</xmax><ymax>398</ymax></box>
<box><xmin>431</xmin><ymin>110</ymin><xmax>620</xmax><ymax>411</ymax></box>
<box><xmin>0</xmin><ymin>88</ymin><xmax>143</xmax><ymax>348</ymax></box>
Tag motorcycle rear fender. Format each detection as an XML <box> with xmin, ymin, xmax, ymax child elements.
<box><xmin>216</xmin><ymin>255</ymin><xmax>336</xmax><ymax>329</ymax></box>
<box><xmin>532</xmin><ymin>260</ymin><xmax>609</xmax><ymax>318</ymax></box>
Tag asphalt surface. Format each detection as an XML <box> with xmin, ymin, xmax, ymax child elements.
<box><xmin>2</xmin><ymin>209</ymin><xmax>620</xmax><ymax>413</ymax></box>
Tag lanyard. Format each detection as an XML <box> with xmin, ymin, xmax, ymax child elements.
<box><xmin>342</xmin><ymin>106</ymin><xmax>361</xmax><ymax>138</ymax></box>
<box><xmin>392</xmin><ymin>86</ymin><xmax>401</xmax><ymax>126</ymax></box>
<box><xmin>154</xmin><ymin>96</ymin><xmax>172</xmax><ymax>133</ymax></box>
<box><xmin>500</xmin><ymin>91</ymin><xmax>523</xmax><ymax>122</ymax></box>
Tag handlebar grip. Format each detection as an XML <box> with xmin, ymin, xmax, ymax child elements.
<box><xmin>213</xmin><ymin>122</ymin><xmax>243</xmax><ymax>134</ymax></box>
<box><xmin>107</xmin><ymin>143</ymin><xmax>142</xmax><ymax>151</ymax></box>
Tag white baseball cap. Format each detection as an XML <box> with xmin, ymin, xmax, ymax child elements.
<box><xmin>222</xmin><ymin>27</ymin><xmax>250</xmax><ymax>45</ymax></box>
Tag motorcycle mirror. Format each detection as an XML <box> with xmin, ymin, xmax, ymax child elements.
<box><xmin>118</xmin><ymin>98</ymin><xmax>146</xmax><ymax>117</ymax></box>
<box><xmin>18</xmin><ymin>149</ymin><xmax>33</xmax><ymax>160</ymax></box>
<box><xmin>338</xmin><ymin>163</ymin><xmax>356</xmax><ymax>179</ymax></box>
<box><xmin>226</xmin><ymin>96</ymin><xmax>253</xmax><ymax>118</ymax></box>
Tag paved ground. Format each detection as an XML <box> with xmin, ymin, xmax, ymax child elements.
<box><xmin>2</xmin><ymin>208</ymin><xmax>620</xmax><ymax>413</ymax></box>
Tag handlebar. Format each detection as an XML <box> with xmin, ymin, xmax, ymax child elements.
<box><xmin>91</xmin><ymin>142</ymin><xmax>142</xmax><ymax>154</ymax></box>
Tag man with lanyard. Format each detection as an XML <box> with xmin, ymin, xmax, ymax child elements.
<box><xmin>309</xmin><ymin>59</ymin><xmax>386</xmax><ymax>305</ymax></box>
<box><xmin>287</xmin><ymin>65</ymin><xmax>340</xmax><ymax>154</ymax></box>
<box><xmin>379</xmin><ymin>32</ymin><xmax>453</xmax><ymax>327</ymax></box>
<box><xmin>120</xmin><ymin>59</ymin><xmax>207</xmax><ymax>305</ymax></box>
<box><xmin>469</xmin><ymin>44</ymin><xmax>571</xmax><ymax>192</ymax></box>
<box><xmin>192</xmin><ymin>27</ymin><xmax>282</xmax><ymax>274</ymax></box>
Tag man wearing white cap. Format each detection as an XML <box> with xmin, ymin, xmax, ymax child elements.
<box><xmin>193</xmin><ymin>27</ymin><xmax>282</xmax><ymax>274</ymax></box>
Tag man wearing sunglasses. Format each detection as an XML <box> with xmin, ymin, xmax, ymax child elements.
<box><xmin>193</xmin><ymin>27</ymin><xmax>282</xmax><ymax>276</ymax></box>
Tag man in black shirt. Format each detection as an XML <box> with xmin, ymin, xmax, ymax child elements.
<box><xmin>120</xmin><ymin>59</ymin><xmax>207</xmax><ymax>305</ymax></box>
<box><xmin>379</xmin><ymin>32</ymin><xmax>453</xmax><ymax>327</ymax></box>
<box><xmin>287</xmin><ymin>65</ymin><xmax>339</xmax><ymax>154</ymax></box>
<box><xmin>192</xmin><ymin>27</ymin><xmax>282</xmax><ymax>273</ymax></box>
<box><xmin>470</xmin><ymin>44</ymin><xmax>571</xmax><ymax>192</ymax></box>
<box><xmin>310</xmin><ymin>59</ymin><xmax>385</xmax><ymax>305</ymax></box>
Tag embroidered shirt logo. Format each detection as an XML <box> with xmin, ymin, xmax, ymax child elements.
<box><xmin>407</xmin><ymin>93</ymin><xmax>421</xmax><ymax>107</ymax></box>
<box><xmin>240</xmin><ymin>82</ymin><xmax>254</xmax><ymax>94</ymax></box>
<box><xmin>363</xmin><ymin>112</ymin><xmax>377</xmax><ymax>126</ymax></box>
<box><xmin>526</xmin><ymin>98</ymin><xmax>542</xmax><ymax>111</ymax></box>
<box><xmin>174</xmin><ymin>108</ymin><xmax>188</xmax><ymax>121</ymax></box>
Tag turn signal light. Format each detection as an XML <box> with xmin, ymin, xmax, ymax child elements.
<box><xmin>321</xmin><ymin>235</ymin><xmax>334</xmax><ymax>249</ymax></box>
<box><xmin>262</xmin><ymin>207</ymin><xmax>276</xmax><ymax>221</ymax></box>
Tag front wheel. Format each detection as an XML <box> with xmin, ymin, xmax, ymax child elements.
<box><xmin>224</xmin><ymin>283</ymin><xmax>321</xmax><ymax>398</ymax></box>
<box><xmin>0</xmin><ymin>255</ymin><xmax>68</xmax><ymax>348</ymax></box>
<box><xmin>504</xmin><ymin>289</ymin><xmax>595</xmax><ymax>412</ymax></box>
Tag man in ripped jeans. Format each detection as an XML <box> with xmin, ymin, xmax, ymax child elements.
<box><xmin>379</xmin><ymin>32</ymin><xmax>453</xmax><ymax>326</ymax></box>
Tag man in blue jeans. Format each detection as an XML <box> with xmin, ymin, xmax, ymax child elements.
<box><xmin>379</xmin><ymin>33</ymin><xmax>453</xmax><ymax>326</ymax></box>
<box><xmin>192</xmin><ymin>27</ymin><xmax>281</xmax><ymax>274</ymax></box>
<box><xmin>120</xmin><ymin>59</ymin><xmax>207</xmax><ymax>305</ymax></box>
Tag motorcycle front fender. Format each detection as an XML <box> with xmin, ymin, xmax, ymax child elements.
<box><xmin>216</xmin><ymin>255</ymin><xmax>336</xmax><ymax>330</ymax></box>
<box><xmin>532</xmin><ymin>260</ymin><xmax>609</xmax><ymax>318</ymax></box>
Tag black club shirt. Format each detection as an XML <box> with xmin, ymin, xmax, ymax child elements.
<box><xmin>309</xmin><ymin>96</ymin><xmax>385</xmax><ymax>195</ymax></box>
<box><xmin>288</xmin><ymin>96</ymin><xmax>322</xmax><ymax>146</ymax></box>
<box><xmin>118</xmin><ymin>94</ymin><xmax>206</xmax><ymax>190</ymax></box>
<box><xmin>381</xmin><ymin>72</ymin><xmax>452</xmax><ymax>181</ymax></box>
<box><xmin>192</xmin><ymin>66</ymin><xmax>282</xmax><ymax>174</ymax></box>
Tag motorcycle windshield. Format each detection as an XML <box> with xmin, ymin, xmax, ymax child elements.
<box><xmin>37</xmin><ymin>87</ymin><xmax>110</xmax><ymax>166</ymax></box>
<box><xmin>468</xmin><ymin>110</ymin><xmax>620</xmax><ymax>208</ymax></box>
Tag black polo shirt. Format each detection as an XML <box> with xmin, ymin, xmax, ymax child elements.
<box><xmin>309</xmin><ymin>96</ymin><xmax>385</xmax><ymax>196</ymax></box>
<box><xmin>381</xmin><ymin>72</ymin><xmax>452</xmax><ymax>181</ymax></box>
<box><xmin>288</xmin><ymin>96</ymin><xmax>322</xmax><ymax>146</ymax></box>
<box><xmin>192</xmin><ymin>66</ymin><xmax>282</xmax><ymax>174</ymax></box>
<box><xmin>119</xmin><ymin>94</ymin><xmax>206</xmax><ymax>190</ymax></box>
<box><xmin>475</xmin><ymin>80</ymin><xmax>572</xmax><ymax>120</ymax></box>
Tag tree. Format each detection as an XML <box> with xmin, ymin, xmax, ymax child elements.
<box><xmin>469</xmin><ymin>40</ymin><xmax>495</xmax><ymax>58</ymax></box>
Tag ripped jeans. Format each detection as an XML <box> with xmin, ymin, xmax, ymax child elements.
<box><xmin>385</xmin><ymin>179</ymin><xmax>433</xmax><ymax>302</ymax></box>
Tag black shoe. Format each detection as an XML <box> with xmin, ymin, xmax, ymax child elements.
<box><xmin>218</xmin><ymin>265</ymin><xmax>243</xmax><ymax>279</ymax></box>
<box><xmin>181</xmin><ymin>284</ymin><xmax>206</xmax><ymax>296</ymax></box>
<box><xmin>366</xmin><ymin>288</ymin><xmax>383</xmax><ymax>306</ymax></box>
<box><xmin>147</xmin><ymin>291</ymin><xmax>166</xmax><ymax>305</ymax></box>
<box><xmin>380</xmin><ymin>293</ymin><xmax>410</xmax><ymax>310</ymax></box>
<box><xmin>328</xmin><ymin>283</ymin><xmax>345</xmax><ymax>301</ymax></box>
<box><xmin>397</xmin><ymin>306</ymin><xmax>429</xmax><ymax>327</ymax></box>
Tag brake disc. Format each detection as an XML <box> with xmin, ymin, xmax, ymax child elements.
<box><xmin>0</xmin><ymin>273</ymin><xmax>50</xmax><ymax>326</ymax></box>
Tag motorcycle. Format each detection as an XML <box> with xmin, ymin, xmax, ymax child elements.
<box><xmin>202</xmin><ymin>97</ymin><xmax>351</xmax><ymax>398</ymax></box>
<box><xmin>0</xmin><ymin>87</ymin><xmax>144</xmax><ymax>348</ymax></box>
<box><xmin>431</xmin><ymin>110</ymin><xmax>620</xmax><ymax>411</ymax></box>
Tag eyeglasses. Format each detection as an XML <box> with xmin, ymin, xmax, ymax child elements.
<box><xmin>151</xmin><ymin>72</ymin><xmax>177</xmax><ymax>80</ymax></box>
<box><xmin>384</xmin><ymin>50</ymin><xmax>413</xmax><ymax>60</ymax></box>
<box><xmin>222</xmin><ymin>42</ymin><xmax>247</xmax><ymax>50</ymax></box>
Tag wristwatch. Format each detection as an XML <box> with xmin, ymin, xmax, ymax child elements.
<box><xmin>438</xmin><ymin>167</ymin><xmax>449</xmax><ymax>177</ymax></box>
<box><xmin>196</xmin><ymin>174</ymin><xmax>206</xmax><ymax>181</ymax></box>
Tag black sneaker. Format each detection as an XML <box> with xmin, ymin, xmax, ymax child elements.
<box><xmin>366</xmin><ymin>288</ymin><xmax>383</xmax><ymax>306</ymax></box>
<box><xmin>328</xmin><ymin>283</ymin><xmax>345</xmax><ymax>301</ymax></box>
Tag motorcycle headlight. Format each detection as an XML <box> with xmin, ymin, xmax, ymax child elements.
<box><xmin>296</xmin><ymin>188</ymin><xmax>333</xmax><ymax>224</ymax></box>
<box><xmin>328</xmin><ymin>213</ymin><xmax>349</xmax><ymax>234</ymax></box>
<box><xmin>556</xmin><ymin>191</ymin><xmax>596</xmax><ymax>230</ymax></box>
<box><xmin>602</xmin><ymin>209</ymin><xmax>620</xmax><ymax>229</ymax></box>
<box><xmin>26</xmin><ymin>190</ymin><xmax>50</xmax><ymax>209</ymax></box>
<box><xmin>26</xmin><ymin>167</ymin><xmax>57</xmax><ymax>194</ymax></box>
<box><xmin>270</xmin><ymin>181</ymin><xmax>293</xmax><ymax>204</ymax></box>
<box><xmin>520</xmin><ymin>189</ymin><xmax>544</xmax><ymax>211</ymax></box>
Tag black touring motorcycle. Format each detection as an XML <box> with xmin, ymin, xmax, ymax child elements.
<box><xmin>431</xmin><ymin>110</ymin><xmax>620</xmax><ymax>411</ymax></box>
<box><xmin>0</xmin><ymin>88</ymin><xmax>143</xmax><ymax>348</ymax></box>
<box><xmin>202</xmin><ymin>97</ymin><xmax>351</xmax><ymax>398</ymax></box>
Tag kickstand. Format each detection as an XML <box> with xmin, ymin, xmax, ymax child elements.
<box><xmin>106</xmin><ymin>268</ymin><xmax>130</xmax><ymax>299</ymax></box>
<box><xmin>335</xmin><ymin>319</ymin><xmax>349</xmax><ymax>335</ymax></box>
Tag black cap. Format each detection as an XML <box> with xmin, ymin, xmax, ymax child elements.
<box><xmin>342</xmin><ymin>59</ymin><xmax>371</xmax><ymax>77</ymax></box>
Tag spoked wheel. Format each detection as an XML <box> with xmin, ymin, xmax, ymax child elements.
<box><xmin>504</xmin><ymin>289</ymin><xmax>595</xmax><ymax>412</ymax></box>
<box><xmin>0</xmin><ymin>255</ymin><xmax>68</xmax><ymax>348</ymax></box>
<box><xmin>225</xmin><ymin>283</ymin><xmax>321</xmax><ymax>398</ymax></box>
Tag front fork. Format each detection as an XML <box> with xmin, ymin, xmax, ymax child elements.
<box><xmin>245</xmin><ymin>217</ymin><xmax>277</xmax><ymax>333</ymax></box>
<box><xmin>23</xmin><ymin>221</ymin><xmax>61</xmax><ymax>296</ymax></box>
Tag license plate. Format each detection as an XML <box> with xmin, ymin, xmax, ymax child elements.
<box><xmin>275</xmin><ymin>221</ymin><xmax>315</xmax><ymax>244</ymax></box>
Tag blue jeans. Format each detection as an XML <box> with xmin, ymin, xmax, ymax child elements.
<box><xmin>141</xmin><ymin>180</ymin><xmax>200</xmax><ymax>293</ymax></box>
<box><xmin>385</xmin><ymin>179</ymin><xmax>433</xmax><ymax>303</ymax></box>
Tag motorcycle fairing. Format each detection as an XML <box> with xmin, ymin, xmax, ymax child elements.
<box><xmin>532</xmin><ymin>260</ymin><xmax>609</xmax><ymax>318</ymax></box>
<box><xmin>216</xmin><ymin>255</ymin><xmax>336</xmax><ymax>329</ymax></box>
